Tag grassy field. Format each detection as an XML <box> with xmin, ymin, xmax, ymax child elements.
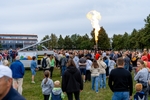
<box><xmin>22</xmin><ymin>68</ymin><xmax>147</xmax><ymax>100</ymax></box>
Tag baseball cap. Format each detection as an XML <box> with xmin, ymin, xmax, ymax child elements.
<box><xmin>141</xmin><ymin>56</ymin><xmax>148</xmax><ymax>61</ymax></box>
<box><xmin>0</xmin><ymin>65</ymin><xmax>12</xmax><ymax>78</ymax></box>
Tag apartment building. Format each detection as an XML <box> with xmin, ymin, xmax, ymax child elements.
<box><xmin>0</xmin><ymin>34</ymin><xmax>38</xmax><ymax>49</ymax></box>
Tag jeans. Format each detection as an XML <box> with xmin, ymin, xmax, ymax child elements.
<box><xmin>9</xmin><ymin>56</ymin><xmax>12</xmax><ymax>63</ymax></box>
<box><xmin>62</xmin><ymin>65</ymin><xmax>66</xmax><ymax>76</ymax></box>
<box><xmin>112</xmin><ymin>92</ymin><xmax>129</xmax><ymax>100</ymax></box>
<box><xmin>91</xmin><ymin>76</ymin><xmax>99</xmax><ymax>92</ymax></box>
<box><xmin>124</xmin><ymin>65</ymin><xmax>129</xmax><ymax>71</ymax></box>
<box><xmin>99</xmin><ymin>74</ymin><xmax>106</xmax><ymax>88</ymax></box>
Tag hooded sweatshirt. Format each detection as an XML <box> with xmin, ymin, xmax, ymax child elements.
<box><xmin>41</xmin><ymin>78</ymin><xmax>54</xmax><ymax>95</ymax></box>
<box><xmin>49</xmin><ymin>88</ymin><xmax>65</xmax><ymax>100</ymax></box>
<box><xmin>134</xmin><ymin>91</ymin><xmax>145</xmax><ymax>100</ymax></box>
<box><xmin>62</xmin><ymin>66</ymin><xmax>83</xmax><ymax>93</ymax></box>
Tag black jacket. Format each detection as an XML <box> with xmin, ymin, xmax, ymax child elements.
<box><xmin>62</xmin><ymin>66</ymin><xmax>83</xmax><ymax>93</ymax></box>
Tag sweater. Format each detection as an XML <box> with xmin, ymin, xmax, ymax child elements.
<box><xmin>90</xmin><ymin>67</ymin><xmax>100</xmax><ymax>77</ymax></box>
<box><xmin>134</xmin><ymin>68</ymin><xmax>149</xmax><ymax>82</ymax></box>
<box><xmin>97</xmin><ymin>60</ymin><xmax>107</xmax><ymax>74</ymax></box>
<box><xmin>108</xmin><ymin>67</ymin><xmax>133</xmax><ymax>96</ymax></box>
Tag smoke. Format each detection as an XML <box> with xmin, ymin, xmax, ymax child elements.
<box><xmin>86</xmin><ymin>10</ymin><xmax>101</xmax><ymax>42</ymax></box>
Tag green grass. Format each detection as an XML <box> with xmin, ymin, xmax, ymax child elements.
<box><xmin>22</xmin><ymin>68</ymin><xmax>147</xmax><ymax>100</ymax></box>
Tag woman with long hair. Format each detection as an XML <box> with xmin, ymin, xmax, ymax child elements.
<box><xmin>134</xmin><ymin>59</ymin><xmax>150</xmax><ymax>100</ymax></box>
<box><xmin>90</xmin><ymin>59</ymin><xmax>100</xmax><ymax>93</ymax></box>
<box><xmin>97</xmin><ymin>56</ymin><xmax>107</xmax><ymax>89</ymax></box>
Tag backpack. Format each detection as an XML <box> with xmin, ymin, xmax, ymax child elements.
<box><xmin>42</xmin><ymin>57</ymin><xmax>47</xmax><ymax>68</ymax></box>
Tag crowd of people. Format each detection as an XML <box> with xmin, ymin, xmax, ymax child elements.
<box><xmin>1</xmin><ymin>49</ymin><xmax>150</xmax><ymax>100</ymax></box>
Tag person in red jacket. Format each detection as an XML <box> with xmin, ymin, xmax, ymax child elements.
<box><xmin>95</xmin><ymin>50</ymin><xmax>101</xmax><ymax>60</ymax></box>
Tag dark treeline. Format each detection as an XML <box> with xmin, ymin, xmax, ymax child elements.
<box><xmin>39</xmin><ymin>14</ymin><xmax>150</xmax><ymax>50</ymax></box>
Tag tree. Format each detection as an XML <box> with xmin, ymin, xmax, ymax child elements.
<box><xmin>112</xmin><ymin>34</ymin><xmax>123</xmax><ymax>50</ymax></box>
<box><xmin>70</xmin><ymin>34</ymin><xmax>80</xmax><ymax>49</ymax></box>
<box><xmin>64</xmin><ymin>35</ymin><xmax>73</xmax><ymax>49</ymax></box>
<box><xmin>90</xmin><ymin>28</ymin><xmax>96</xmax><ymax>45</ymax></box>
<box><xmin>49</xmin><ymin>33</ymin><xmax>58</xmax><ymax>49</ymax></box>
<box><xmin>97</xmin><ymin>27</ymin><xmax>110</xmax><ymax>50</ymax></box>
<box><xmin>122</xmin><ymin>32</ymin><xmax>130</xmax><ymax>50</ymax></box>
<box><xmin>75</xmin><ymin>35</ymin><xmax>83</xmax><ymax>49</ymax></box>
<box><xmin>138</xmin><ymin>28</ymin><xmax>146</xmax><ymax>49</ymax></box>
<box><xmin>57</xmin><ymin>35</ymin><xmax>64</xmax><ymax>49</ymax></box>
<box><xmin>129</xmin><ymin>29</ymin><xmax>138</xmax><ymax>49</ymax></box>
<box><xmin>79</xmin><ymin>34</ymin><xmax>92</xmax><ymax>49</ymax></box>
<box><xmin>143</xmin><ymin>14</ymin><xmax>150</xmax><ymax>49</ymax></box>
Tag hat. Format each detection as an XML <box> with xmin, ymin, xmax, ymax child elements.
<box><xmin>141</xmin><ymin>56</ymin><xmax>148</xmax><ymax>61</ymax></box>
<box><xmin>0</xmin><ymin>65</ymin><xmax>12</xmax><ymax>78</ymax></box>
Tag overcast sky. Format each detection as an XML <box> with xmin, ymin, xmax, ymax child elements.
<box><xmin>0</xmin><ymin>0</ymin><xmax>150</xmax><ymax>41</ymax></box>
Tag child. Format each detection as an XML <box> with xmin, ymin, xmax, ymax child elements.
<box><xmin>134</xmin><ymin>83</ymin><xmax>145</xmax><ymax>100</ymax></box>
<box><xmin>49</xmin><ymin>80</ymin><xmax>65</xmax><ymax>100</ymax></box>
<box><xmin>90</xmin><ymin>59</ymin><xmax>100</xmax><ymax>93</ymax></box>
<box><xmin>41</xmin><ymin>70</ymin><xmax>54</xmax><ymax>100</ymax></box>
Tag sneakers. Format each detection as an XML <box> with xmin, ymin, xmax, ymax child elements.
<box><xmin>31</xmin><ymin>81</ymin><xmax>35</xmax><ymax>84</ymax></box>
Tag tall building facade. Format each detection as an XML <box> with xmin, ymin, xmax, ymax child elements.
<box><xmin>0</xmin><ymin>34</ymin><xmax>38</xmax><ymax>49</ymax></box>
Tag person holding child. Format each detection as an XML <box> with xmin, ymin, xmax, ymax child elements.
<box><xmin>134</xmin><ymin>83</ymin><xmax>145</xmax><ymax>100</ymax></box>
<box><xmin>41</xmin><ymin>70</ymin><xmax>54</xmax><ymax>100</ymax></box>
<box><xmin>49</xmin><ymin>80</ymin><xmax>65</xmax><ymax>100</ymax></box>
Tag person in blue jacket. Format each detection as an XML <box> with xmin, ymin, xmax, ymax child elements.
<box><xmin>10</xmin><ymin>56</ymin><xmax>25</xmax><ymax>95</ymax></box>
